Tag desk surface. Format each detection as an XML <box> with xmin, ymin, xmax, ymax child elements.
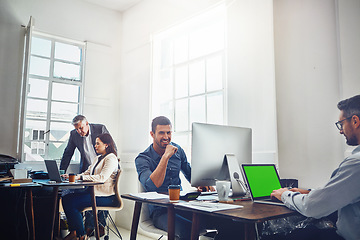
<box><xmin>0</xmin><ymin>182</ymin><xmax>42</xmax><ymax>188</ymax></box>
<box><xmin>0</xmin><ymin>180</ymin><xmax>102</xmax><ymax>188</ymax></box>
<box><xmin>121</xmin><ymin>193</ymin><xmax>296</xmax><ymax>223</ymax></box>
<box><xmin>39</xmin><ymin>181</ymin><xmax>103</xmax><ymax>187</ymax></box>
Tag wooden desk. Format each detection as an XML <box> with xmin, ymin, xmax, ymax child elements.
<box><xmin>0</xmin><ymin>182</ymin><xmax>42</xmax><ymax>240</ymax></box>
<box><xmin>122</xmin><ymin>194</ymin><xmax>298</xmax><ymax>240</ymax></box>
<box><xmin>40</xmin><ymin>181</ymin><xmax>103</xmax><ymax>240</ymax></box>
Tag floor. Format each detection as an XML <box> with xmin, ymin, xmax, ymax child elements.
<box><xmin>81</xmin><ymin>227</ymin><xmax>163</xmax><ymax>240</ymax></box>
<box><xmin>85</xmin><ymin>226</ymin><xmax>214</xmax><ymax>240</ymax></box>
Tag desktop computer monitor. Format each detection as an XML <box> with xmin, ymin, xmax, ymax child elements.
<box><xmin>191</xmin><ymin>122</ymin><xmax>252</xmax><ymax>196</ymax></box>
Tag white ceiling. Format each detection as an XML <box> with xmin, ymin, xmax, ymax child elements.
<box><xmin>82</xmin><ymin>0</ymin><xmax>143</xmax><ymax>12</ymax></box>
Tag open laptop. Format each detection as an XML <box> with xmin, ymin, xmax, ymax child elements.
<box><xmin>241</xmin><ymin>164</ymin><xmax>284</xmax><ymax>206</ymax></box>
<box><xmin>44</xmin><ymin>160</ymin><xmax>67</xmax><ymax>183</ymax></box>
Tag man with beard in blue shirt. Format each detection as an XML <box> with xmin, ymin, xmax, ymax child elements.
<box><xmin>136</xmin><ymin>116</ymin><xmax>243</xmax><ymax>239</ymax></box>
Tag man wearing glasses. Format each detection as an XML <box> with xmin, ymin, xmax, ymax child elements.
<box><xmin>271</xmin><ymin>95</ymin><xmax>360</xmax><ymax>240</ymax></box>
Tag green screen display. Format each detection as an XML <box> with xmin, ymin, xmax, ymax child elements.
<box><xmin>243</xmin><ymin>165</ymin><xmax>282</xmax><ymax>198</ymax></box>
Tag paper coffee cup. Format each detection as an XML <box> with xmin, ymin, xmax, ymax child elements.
<box><xmin>168</xmin><ymin>185</ymin><xmax>181</xmax><ymax>202</ymax></box>
<box><xmin>69</xmin><ymin>173</ymin><xmax>76</xmax><ymax>183</ymax></box>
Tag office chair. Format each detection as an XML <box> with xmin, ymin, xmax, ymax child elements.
<box><xmin>138</xmin><ymin>183</ymin><xmax>167</xmax><ymax>240</ymax></box>
<box><xmin>82</xmin><ymin>169</ymin><xmax>123</xmax><ymax>240</ymax></box>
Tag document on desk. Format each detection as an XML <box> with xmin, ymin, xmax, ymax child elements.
<box><xmin>176</xmin><ymin>201</ymin><xmax>243</xmax><ymax>212</ymax></box>
<box><xmin>130</xmin><ymin>192</ymin><xmax>169</xmax><ymax>200</ymax></box>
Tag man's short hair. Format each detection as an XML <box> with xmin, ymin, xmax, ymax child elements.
<box><xmin>337</xmin><ymin>95</ymin><xmax>360</xmax><ymax>118</ymax></box>
<box><xmin>72</xmin><ymin>115</ymin><xmax>87</xmax><ymax>126</ymax></box>
<box><xmin>151</xmin><ymin>116</ymin><xmax>172</xmax><ymax>133</ymax></box>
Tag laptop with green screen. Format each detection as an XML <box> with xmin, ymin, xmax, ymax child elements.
<box><xmin>241</xmin><ymin>164</ymin><xmax>284</xmax><ymax>206</ymax></box>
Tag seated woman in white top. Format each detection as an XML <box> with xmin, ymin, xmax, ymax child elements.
<box><xmin>62</xmin><ymin>133</ymin><xmax>120</xmax><ymax>240</ymax></box>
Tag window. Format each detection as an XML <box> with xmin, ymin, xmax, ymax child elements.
<box><xmin>22</xmin><ymin>33</ymin><xmax>85</xmax><ymax>161</ymax></box>
<box><xmin>151</xmin><ymin>6</ymin><xmax>226</xmax><ymax>156</ymax></box>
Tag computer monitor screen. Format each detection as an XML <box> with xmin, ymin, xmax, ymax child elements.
<box><xmin>191</xmin><ymin>122</ymin><xmax>252</xmax><ymax>190</ymax></box>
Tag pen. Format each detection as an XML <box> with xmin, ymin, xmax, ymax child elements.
<box><xmin>10</xmin><ymin>184</ymin><xmax>21</xmax><ymax>187</ymax></box>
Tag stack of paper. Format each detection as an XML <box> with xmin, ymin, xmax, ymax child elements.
<box><xmin>175</xmin><ymin>201</ymin><xmax>243</xmax><ymax>212</ymax></box>
<box><xmin>130</xmin><ymin>192</ymin><xmax>168</xmax><ymax>200</ymax></box>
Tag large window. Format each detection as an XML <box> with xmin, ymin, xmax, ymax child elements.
<box><xmin>152</xmin><ymin>6</ymin><xmax>226</xmax><ymax>155</ymax></box>
<box><xmin>22</xmin><ymin>33</ymin><xmax>85</xmax><ymax>161</ymax></box>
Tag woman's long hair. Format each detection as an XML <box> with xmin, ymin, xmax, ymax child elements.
<box><xmin>96</xmin><ymin>133</ymin><xmax>118</xmax><ymax>160</ymax></box>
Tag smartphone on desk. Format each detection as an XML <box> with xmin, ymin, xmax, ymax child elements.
<box><xmin>180</xmin><ymin>191</ymin><xmax>201</xmax><ymax>201</ymax></box>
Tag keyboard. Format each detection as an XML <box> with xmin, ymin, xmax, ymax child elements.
<box><xmin>200</xmin><ymin>191</ymin><xmax>217</xmax><ymax>196</ymax></box>
<box><xmin>254</xmin><ymin>197</ymin><xmax>284</xmax><ymax>206</ymax></box>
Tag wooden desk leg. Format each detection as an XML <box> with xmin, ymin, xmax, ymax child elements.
<box><xmin>191</xmin><ymin>212</ymin><xmax>200</xmax><ymax>240</ymax></box>
<box><xmin>26</xmin><ymin>188</ymin><xmax>35</xmax><ymax>240</ymax></box>
<box><xmin>130</xmin><ymin>202</ymin><xmax>142</xmax><ymax>240</ymax></box>
<box><xmin>89</xmin><ymin>186</ymin><xmax>100</xmax><ymax>240</ymax></box>
<box><xmin>244</xmin><ymin>222</ymin><xmax>256</xmax><ymax>240</ymax></box>
<box><xmin>50</xmin><ymin>186</ymin><xmax>59</xmax><ymax>240</ymax></box>
<box><xmin>167</xmin><ymin>205</ymin><xmax>175</xmax><ymax>240</ymax></box>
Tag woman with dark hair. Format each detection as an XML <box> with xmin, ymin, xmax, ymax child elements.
<box><xmin>62</xmin><ymin>133</ymin><xmax>120</xmax><ymax>240</ymax></box>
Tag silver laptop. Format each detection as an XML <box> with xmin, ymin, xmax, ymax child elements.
<box><xmin>241</xmin><ymin>164</ymin><xmax>284</xmax><ymax>206</ymax></box>
<box><xmin>44</xmin><ymin>160</ymin><xmax>67</xmax><ymax>183</ymax></box>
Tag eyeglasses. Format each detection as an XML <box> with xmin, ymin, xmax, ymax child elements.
<box><xmin>335</xmin><ymin>116</ymin><xmax>353</xmax><ymax>130</ymax></box>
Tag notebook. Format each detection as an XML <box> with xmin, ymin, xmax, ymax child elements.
<box><xmin>44</xmin><ymin>160</ymin><xmax>67</xmax><ymax>183</ymax></box>
<box><xmin>241</xmin><ymin>164</ymin><xmax>284</xmax><ymax>206</ymax></box>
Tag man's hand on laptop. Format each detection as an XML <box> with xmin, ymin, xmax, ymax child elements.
<box><xmin>271</xmin><ymin>187</ymin><xmax>311</xmax><ymax>201</ymax></box>
<box><xmin>270</xmin><ymin>188</ymin><xmax>288</xmax><ymax>201</ymax></box>
<box><xmin>288</xmin><ymin>188</ymin><xmax>311</xmax><ymax>194</ymax></box>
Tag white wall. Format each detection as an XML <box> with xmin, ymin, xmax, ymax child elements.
<box><xmin>227</xmin><ymin>0</ymin><xmax>278</xmax><ymax>163</ymax></box>
<box><xmin>0</xmin><ymin>0</ymin><xmax>123</xmax><ymax>158</ymax></box>
<box><xmin>0</xmin><ymin>1</ymin><xmax>26</xmax><ymax>156</ymax></box>
<box><xmin>337</xmin><ymin>0</ymin><xmax>360</xmax><ymax>98</ymax></box>
<box><xmin>274</xmin><ymin>0</ymin><xmax>360</xmax><ymax>188</ymax></box>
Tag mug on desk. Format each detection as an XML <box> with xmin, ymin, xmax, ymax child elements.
<box><xmin>68</xmin><ymin>173</ymin><xmax>76</xmax><ymax>183</ymax></box>
<box><xmin>216</xmin><ymin>180</ymin><xmax>231</xmax><ymax>201</ymax></box>
<box><xmin>168</xmin><ymin>185</ymin><xmax>181</xmax><ymax>202</ymax></box>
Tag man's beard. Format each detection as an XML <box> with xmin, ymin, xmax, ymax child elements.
<box><xmin>155</xmin><ymin>139</ymin><xmax>169</xmax><ymax>149</ymax></box>
<box><xmin>346</xmin><ymin>134</ymin><xmax>358</xmax><ymax>146</ymax></box>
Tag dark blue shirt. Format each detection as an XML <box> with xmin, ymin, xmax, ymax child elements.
<box><xmin>135</xmin><ymin>142</ymin><xmax>191</xmax><ymax>216</ymax></box>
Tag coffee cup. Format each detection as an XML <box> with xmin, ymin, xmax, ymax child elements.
<box><xmin>68</xmin><ymin>173</ymin><xmax>76</xmax><ymax>183</ymax></box>
<box><xmin>216</xmin><ymin>180</ymin><xmax>231</xmax><ymax>201</ymax></box>
<box><xmin>168</xmin><ymin>185</ymin><xmax>181</xmax><ymax>202</ymax></box>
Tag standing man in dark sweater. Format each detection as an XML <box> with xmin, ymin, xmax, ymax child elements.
<box><xmin>60</xmin><ymin>115</ymin><xmax>116</xmax><ymax>237</ymax></box>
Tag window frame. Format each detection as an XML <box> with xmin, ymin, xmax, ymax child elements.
<box><xmin>20</xmin><ymin>31</ymin><xmax>86</xmax><ymax>162</ymax></box>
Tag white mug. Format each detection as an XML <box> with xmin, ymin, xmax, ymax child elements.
<box><xmin>216</xmin><ymin>180</ymin><xmax>231</xmax><ymax>201</ymax></box>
